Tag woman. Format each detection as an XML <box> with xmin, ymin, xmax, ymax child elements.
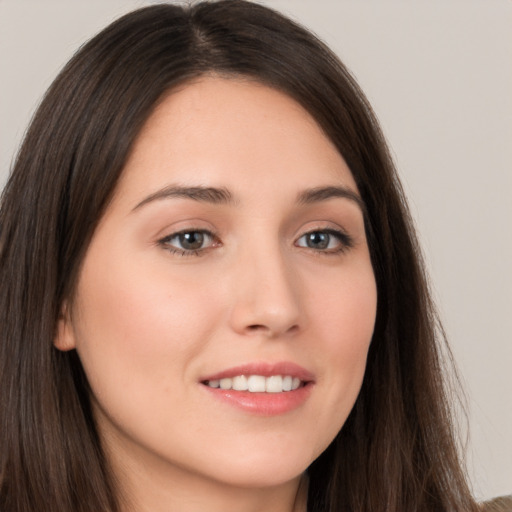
<box><xmin>0</xmin><ymin>1</ymin><xmax>484</xmax><ymax>511</ymax></box>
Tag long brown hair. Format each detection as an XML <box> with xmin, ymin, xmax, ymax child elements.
<box><xmin>0</xmin><ymin>2</ymin><xmax>479</xmax><ymax>511</ymax></box>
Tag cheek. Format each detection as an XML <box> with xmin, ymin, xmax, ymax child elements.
<box><xmin>305</xmin><ymin>263</ymin><xmax>376</xmax><ymax>430</ymax></box>
<box><xmin>70</xmin><ymin>250</ymin><xmax>221</xmax><ymax>401</ymax></box>
<box><xmin>310</xmin><ymin>260</ymin><xmax>377</xmax><ymax>354</ymax></box>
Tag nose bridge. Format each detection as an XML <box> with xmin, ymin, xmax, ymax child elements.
<box><xmin>229</xmin><ymin>232</ymin><xmax>302</xmax><ymax>337</ymax></box>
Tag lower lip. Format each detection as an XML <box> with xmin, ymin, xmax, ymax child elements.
<box><xmin>202</xmin><ymin>383</ymin><xmax>313</xmax><ymax>415</ymax></box>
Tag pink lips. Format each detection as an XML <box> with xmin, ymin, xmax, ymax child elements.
<box><xmin>200</xmin><ymin>362</ymin><xmax>315</xmax><ymax>416</ymax></box>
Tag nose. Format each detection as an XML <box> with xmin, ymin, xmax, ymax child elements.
<box><xmin>228</xmin><ymin>244</ymin><xmax>303</xmax><ymax>338</ymax></box>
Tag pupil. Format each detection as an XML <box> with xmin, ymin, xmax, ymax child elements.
<box><xmin>308</xmin><ymin>232</ymin><xmax>329</xmax><ymax>249</ymax></box>
<box><xmin>179</xmin><ymin>232</ymin><xmax>204</xmax><ymax>250</ymax></box>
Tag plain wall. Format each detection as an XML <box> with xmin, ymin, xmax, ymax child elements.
<box><xmin>1</xmin><ymin>0</ymin><xmax>511</xmax><ymax>501</ymax></box>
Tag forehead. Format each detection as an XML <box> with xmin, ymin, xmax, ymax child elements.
<box><xmin>116</xmin><ymin>76</ymin><xmax>358</xmax><ymax>206</ymax></box>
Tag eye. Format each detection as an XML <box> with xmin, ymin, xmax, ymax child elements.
<box><xmin>295</xmin><ymin>229</ymin><xmax>353</xmax><ymax>254</ymax></box>
<box><xmin>159</xmin><ymin>229</ymin><xmax>218</xmax><ymax>255</ymax></box>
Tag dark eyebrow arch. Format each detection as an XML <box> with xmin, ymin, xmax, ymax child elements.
<box><xmin>297</xmin><ymin>186</ymin><xmax>365</xmax><ymax>211</ymax></box>
<box><xmin>132</xmin><ymin>185</ymin><xmax>235</xmax><ymax>211</ymax></box>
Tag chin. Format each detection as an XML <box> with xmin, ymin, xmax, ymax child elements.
<box><xmin>193</xmin><ymin>440</ymin><xmax>319</xmax><ymax>489</ymax></box>
<box><xmin>210</xmin><ymin>463</ymin><xmax>306</xmax><ymax>490</ymax></box>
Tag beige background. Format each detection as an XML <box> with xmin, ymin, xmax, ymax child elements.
<box><xmin>0</xmin><ymin>0</ymin><xmax>510</xmax><ymax>501</ymax></box>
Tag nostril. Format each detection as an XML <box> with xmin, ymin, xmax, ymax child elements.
<box><xmin>287</xmin><ymin>324</ymin><xmax>300</xmax><ymax>334</ymax></box>
<box><xmin>247</xmin><ymin>324</ymin><xmax>266</xmax><ymax>332</ymax></box>
<box><xmin>245</xmin><ymin>323</ymin><xmax>299</xmax><ymax>335</ymax></box>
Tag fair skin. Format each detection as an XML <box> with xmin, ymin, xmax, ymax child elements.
<box><xmin>56</xmin><ymin>77</ymin><xmax>377</xmax><ymax>512</ymax></box>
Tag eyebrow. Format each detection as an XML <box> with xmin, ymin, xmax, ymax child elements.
<box><xmin>132</xmin><ymin>184</ymin><xmax>364</xmax><ymax>212</ymax></box>
<box><xmin>132</xmin><ymin>185</ymin><xmax>234</xmax><ymax>211</ymax></box>
<box><xmin>297</xmin><ymin>186</ymin><xmax>364</xmax><ymax>211</ymax></box>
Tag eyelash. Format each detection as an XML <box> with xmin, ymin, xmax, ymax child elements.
<box><xmin>295</xmin><ymin>228</ymin><xmax>354</xmax><ymax>255</ymax></box>
<box><xmin>158</xmin><ymin>229</ymin><xmax>220</xmax><ymax>257</ymax></box>
<box><xmin>158</xmin><ymin>228</ymin><xmax>354</xmax><ymax>257</ymax></box>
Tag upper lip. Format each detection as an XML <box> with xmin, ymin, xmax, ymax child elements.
<box><xmin>201</xmin><ymin>361</ymin><xmax>315</xmax><ymax>383</ymax></box>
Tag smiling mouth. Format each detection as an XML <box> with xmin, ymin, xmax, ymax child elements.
<box><xmin>201</xmin><ymin>365</ymin><xmax>314</xmax><ymax>414</ymax></box>
<box><xmin>203</xmin><ymin>375</ymin><xmax>305</xmax><ymax>393</ymax></box>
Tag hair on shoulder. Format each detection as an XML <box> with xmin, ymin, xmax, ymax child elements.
<box><xmin>482</xmin><ymin>496</ymin><xmax>512</xmax><ymax>512</ymax></box>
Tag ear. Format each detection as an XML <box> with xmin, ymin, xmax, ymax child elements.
<box><xmin>54</xmin><ymin>301</ymin><xmax>77</xmax><ymax>352</ymax></box>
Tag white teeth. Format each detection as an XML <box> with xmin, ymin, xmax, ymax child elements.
<box><xmin>248</xmin><ymin>375</ymin><xmax>266</xmax><ymax>392</ymax></box>
<box><xmin>219</xmin><ymin>378</ymin><xmax>232</xmax><ymax>390</ymax></box>
<box><xmin>206</xmin><ymin>375</ymin><xmax>304</xmax><ymax>392</ymax></box>
<box><xmin>282</xmin><ymin>375</ymin><xmax>292</xmax><ymax>391</ymax></box>
<box><xmin>266</xmin><ymin>375</ymin><xmax>282</xmax><ymax>393</ymax></box>
<box><xmin>232</xmin><ymin>375</ymin><xmax>248</xmax><ymax>391</ymax></box>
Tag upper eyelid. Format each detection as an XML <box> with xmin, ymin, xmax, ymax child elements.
<box><xmin>157</xmin><ymin>225</ymin><xmax>352</xmax><ymax>242</ymax></box>
<box><xmin>296</xmin><ymin>225</ymin><xmax>352</xmax><ymax>240</ymax></box>
<box><xmin>157</xmin><ymin>224</ymin><xmax>219</xmax><ymax>241</ymax></box>
<box><xmin>296</xmin><ymin>227</ymin><xmax>354</xmax><ymax>244</ymax></box>
<box><xmin>160</xmin><ymin>227</ymin><xmax>215</xmax><ymax>239</ymax></box>
<box><xmin>156</xmin><ymin>224</ymin><xmax>356</xmax><ymax>252</ymax></box>
<box><xmin>159</xmin><ymin>230</ymin><xmax>219</xmax><ymax>248</ymax></box>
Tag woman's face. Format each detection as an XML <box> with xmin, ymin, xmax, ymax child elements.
<box><xmin>56</xmin><ymin>77</ymin><xmax>377</xmax><ymax>491</ymax></box>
